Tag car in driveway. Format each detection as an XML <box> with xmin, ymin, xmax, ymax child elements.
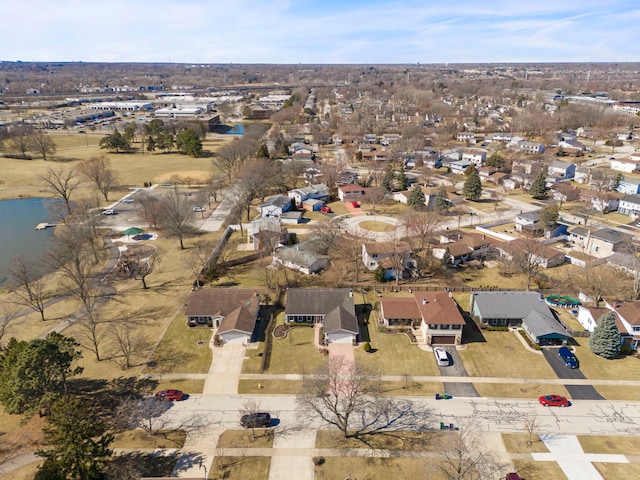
<box><xmin>351</xmin><ymin>201</ymin><xmax>360</xmax><ymax>208</ymax></box>
<box><xmin>240</xmin><ymin>412</ymin><xmax>271</xmax><ymax>428</ymax></box>
<box><xmin>102</xmin><ymin>209</ymin><xmax>118</xmax><ymax>215</ymax></box>
<box><xmin>121</xmin><ymin>198</ymin><xmax>134</xmax><ymax>203</ymax></box>
<box><xmin>538</xmin><ymin>394</ymin><xmax>570</xmax><ymax>407</ymax></box>
<box><xmin>193</xmin><ymin>206</ymin><xmax>205</xmax><ymax>212</ymax></box>
<box><xmin>155</xmin><ymin>389</ymin><xmax>184</xmax><ymax>401</ymax></box>
<box><xmin>320</xmin><ymin>206</ymin><xmax>332</xmax><ymax>213</ymax></box>
<box><xmin>558</xmin><ymin>346</ymin><xmax>579</xmax><ymax>368</ymax></box>
<box><xmin>433</xmin><ymin>347</ymin><xmax>450</xmax><ymax>366</ymax></box>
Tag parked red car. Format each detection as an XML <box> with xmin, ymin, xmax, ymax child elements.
<box><xmin>351</xmin><ymin>201</ymin><xmax>360</xmax><ymax>208</ymax></box>
<box><xmin>538</xmin><ymin>394</ymin><xmax>569</xmax><ymax>407</ymax></box>
<box><xmin>320</xmin><ymin>206</ymin><xmax>332</xmax><ymax>213</ymax></box>
<box><xmin>155</xmin><ymin>389</ymin><xmax>184</xmax><ymax>401</ymax></box>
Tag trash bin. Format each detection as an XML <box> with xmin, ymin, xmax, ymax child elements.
<box><xmin>440</xmin><ymin>422</ymin><xmax>445</xmax><ymax>430</ymax></box>
<box><xmin>435</xmin><ymin>393</ymin><xmax>441</xmax><ymax>400</ymax></box>
<box><xmin>449</xmin><ymin>423</ymin><xmax>454</xmax><ymax>430</ymax></box>
<box><xmin>443</xmin><ymin>392</ymin><xmax>449</xmax><ymax>400</ymax></box>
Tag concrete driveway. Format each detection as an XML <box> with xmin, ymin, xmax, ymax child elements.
<box><xmin>542</xmin><ymin>348</ymin><xmax>604</xmax><ymax>401</ymax></box>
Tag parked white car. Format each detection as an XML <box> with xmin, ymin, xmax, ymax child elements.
<box><xmin>102</xmin><ymin>209</ymin><xmax>118</xmax><ymax>215</ymax></box>
<box><xmin>193</xmin><ymin>206</ymin><xmax>205</xmax><ymax>212</ymax></box>
<box><xmin>433</xmin><ymin>347</ymin><xmax>450</xmax><ymax>366</ymax></box>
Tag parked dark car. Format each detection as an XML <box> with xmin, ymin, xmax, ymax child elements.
<box><xmin>240</xmin><ymin>412</ymin><xmax>271</xmax><ymax>428</ymax></box>
<box><xmin>558</xmin><ymin>346</ymin><xmax>579</xmax><ymax>368</ymax></box>
<box><xmin>155</xmin><ymin>389</ymin><xmax>184</xmax><ymax>401</ymax></box>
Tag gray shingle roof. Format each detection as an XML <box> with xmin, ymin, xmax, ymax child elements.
<box><xmin>522</xmin><ymin>309</ymin><xmax>570</xmax><ymax>339</ymax></box>
<box><xmin>472</xmin><ymin>291</ymin><xmax>553</xmax><ymax>320</ymax></box>
<box><xmin>285</xmin><ymin>288</ymin><xmax>355</xmax><ymax>316</ymax></box>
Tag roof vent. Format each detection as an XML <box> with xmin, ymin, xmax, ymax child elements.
<box><xmin>422</xmin><ymin>298</ymin><xmax>427</xmax><ymax>305</ymax></box>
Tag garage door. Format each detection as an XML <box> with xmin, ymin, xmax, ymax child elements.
<box><xmin>431</xmin><ymin>335</ymin><xmax>456</xmax><ymax>345</ymax></box>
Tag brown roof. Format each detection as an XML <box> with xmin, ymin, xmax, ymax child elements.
<box><xmin>380</xmin><ymin>296</ymin><xmax>421</xmax><ymax>320</ymax></box>
<box><xmin>185</xmin><ymin>288</ymin><xmax>261</xmax><ymax>319</ymax></box>
<box><xmin>459</xmin><ymin>233</ymin><xmax>490</xmax><ymax>248</ymax></box>
<box><xmin>413</xmin><ymin>291</ymin><xmax>465</xmax><ymax>326</ymax></box>
<box><xmin>218</xmin><ymin>306</ymin><xmax>258</xmax><ymax>334</ymax></box>
<box><xmin>434</xmin><ymin>242</ymin><xmax>472</xmax><ymax>257</ymax></box>
<box><xmin>502</xmin><ymin>239</ymin><xmax>564</xmax><ymax>261</ymax></box>
<box><xmin>608</xmin><ymin>300</ymin><xmax>640</xmax><ymax>326</ymax></box>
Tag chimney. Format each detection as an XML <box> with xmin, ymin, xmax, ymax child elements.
<box><xmin>422</xmin><ymin>298</ymin><xmax>427</xmax><ymax>305</ymax></box>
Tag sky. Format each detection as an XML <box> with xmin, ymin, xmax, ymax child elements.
<box><xmin>2</xmin><ymin>0</ymin><xmax>639</xmax><ymax>64</ymax></box>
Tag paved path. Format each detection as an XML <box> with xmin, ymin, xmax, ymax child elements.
<box><xmin>534</xmin><ymin>434</ymin><xmax>628</xmax><ymax>480</ymax></box>
<box><xmin>199</xmin><ymin>184</ymin><xmax>241</xmax><ymax>232</ymax></box>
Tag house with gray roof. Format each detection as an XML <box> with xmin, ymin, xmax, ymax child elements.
<box><xmin>567</xmin><ymin>226</ymin><xmax>631</xmax><ymax>259</ymax></box>
<box><xmin>273</xmin><ymin>242</ymin><xmax>330</xmax><ymax>275</ymax></box>
<box><xmin>259</xmin><ymin>195</ymin><xmax>292</xmax><ymax>218</ymax></box>
<box><xmin>287</xmin><ymin>183</ymin><xmax>330</xmax><ymax>207</ymax></box>
<box><xmin>618</xmin><ymin>194</ymin><xmax>640</xmax><ymax>218</ymax></box>
<box><xmin>285</xmin><ymin>288</ymin><xmax>358</xmax><ymax>344</ymax></box>
<box><xmin>469</xmin><ymin>291</ymin><xmax>571</xmax><ymax>345</ymax></box>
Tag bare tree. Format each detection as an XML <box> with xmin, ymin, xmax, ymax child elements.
<box><xmin>522</xmin><ymin>413</ymin><xmax>541</xmax><ymax>446</ymax></box>
<box><xmin>433</xmin><ymin>419</ymin><xmax>507</xmax><ymax>480</ymax></box>
<box><xmin>0</xmin><ymin>304</ymin><xmax>19</xmax><ymax>350</ymax></box>
<box><xmin>29</xmin><ymin>130</ymin><xmax>57</xmax><ymax>160</ymax></box>
<box><xmin>297</xmin><ymin>356</ymin><xmax>432</xmax><ymax>447</ymax></box>
<box><xmin>509</xmin><ymin>238</ymin><xmax>545</xmax><ymax>291</ymax></box>
<box><xmin>310</xmin><ymin>218</ymin><xmax>345</xmax><ymax>254</ymax></box>
<box><xmin>281</xmin><ymin>161</ymin><xmax>307</xmax><ymax>190</ymax></box>
<box><xmin>240</xmin><ymin>399</ymin><xmax>263</xmax><ymax>440</ymax></box>
<box><xmin>158</xmin><ymin>190</ymin><xmax>195</xmax><ymax>249</ymax></box>
<box><xmin>365</xmin><ymin>186</ymin><xmax>387</xmax><ymax>214</ymax></box>
<box><xmin>40</xmin><ymin>165</ymin><xmax>81</xmax><ymax>215</ymax></box>
<box><xmin>8</xmin><ymin>255</ymin><xmax>48</xmax><ymax>322</ymax></box>
<box><xmin>403</xmin><ymin>211</ymin><xmax>444</xmax><ymax>276</ymax></box>
<box><xmin>78</xmin><ymin>156</ymin><xmax>117</xmax><ymax>202</ymax></box>
<box><xmin>4</xmin><ymin>125</ymin><xmax>32</xmax><ymax>158</ymax></box>
<box><xmin>110</xmin><ymin>321</ymin><xmax>140</xmax><ymax>369</ymax></box>
<box><xmin>184</xmin><ymin>241</ymin><xmax>211</xmax><ymax>289</ymax></box>
<box><xmin>137</xmin><ymin>192</ymin><xmax>162</xmax><ymax>229</ymax></box>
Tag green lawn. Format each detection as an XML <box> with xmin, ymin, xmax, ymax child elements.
<box><xmin>267</xmin><ymin>318</ymin><xmax>328</xmax><ymax>374</ymax></box>
<box><xmin>570</xmin><ymin>340</ymin><xmax>640</xmax><ymax>380</ymax></box>
<box><xmin>210</xmin><ymin>457</ymin><xmax>270</xmax><ymax>480</ymax></box>
<box><xmin>458</xmin><ymin>331</ymin><xmax>557</xmax><ymax>378</ymax></box>
<box><xmin>147</xmin><ymin>313</ymin><xmax>213</xmax><ymax>374</ymax></box>
<box><xmin>355</xmin><ymin>322</ymin><xmax>440</xmax><ymax>376</ymax></box>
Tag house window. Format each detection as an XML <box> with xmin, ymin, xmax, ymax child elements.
<box><xmin>441</xmin><ymin>324</ymin><xmax>450</xmax><ymax>330</ymax></box>
<box><xmin>452</xmin><ymin>325</ymin><xmax>462</xmax><ymax>330</ymax></box>
<box><xmin>429</xmin><ymin>324</ymin><xmax>438</xmax><ymax>329</ymax></box>
<box><xmin>633</xmin><ymin>326</ymin><xmax>640</xmax><ymax>332</ymax></box>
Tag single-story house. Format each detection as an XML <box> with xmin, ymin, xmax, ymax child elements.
<box><xmin>272</xmin><ymin>243</ymin><xmax>330</xmax><ymax>275</ymax></box>
<box><xmin>497</xmin><ymin>239</ymin><xmax>566</xmax><ymax>268</ymax></box>
<box><xmin>521</xmin><ymin>309</ymin><xmax>572</xmax><ymax>346</ymax></box>
<box><xmin>610</xmin><ymin>157</ymin><xmax>640</xmax><ymax>174</ymax></box>
<box><xmin>603</xmin><ymin>299</ymin><xmax>640</xmax><ymax>350</ymax></box>
<box><xmin>578</xmin><ymin>190</ymin><xmax>623</xmax><ymax>213</ymax></box>
<box><xmin>470</xmin><ymin>291</ymin><xmax>555</xmax><ymax>328</ymax></box>
<box><xmin>392</xmin><ymin>186</ymin><xmax>439</xmax><ymax>208</ymax></box>
<box><xmin>551</xmin><ymin>183</ymin><xmax>581</xmax><ymax>203</ymax></box>
<box><xmin>285</xmin><ymin>288</ymin><xmax>358</xmax><ymax>344</ymax></box>
<box><xmin>378</xmin><ymin>291</ymin><xmax>465</xmax><ymax>345</ymax></box>
<box><xmin>185</xmin><ymin>288</ymin><xmax>261</xmax><ymax>344</ymax></box>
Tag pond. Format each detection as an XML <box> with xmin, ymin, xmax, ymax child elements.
<box><xmin>0</xmin><ymin>197</ymin><xmax>59</xmax><ymax>285</ymax></box>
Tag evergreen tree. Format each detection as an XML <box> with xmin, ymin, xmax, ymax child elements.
<box><xmin>462</xmin><ymin>167</ymin><xmax>482</xmax><ymax>201</ymax></box>
<box><xmin>529</xmin><ymin>170</ymin><xmax>549</xmax><ymax>198</ymax></box>
<box><xmin>406</xmin><ymin>185</ymin><xmax>426</xmax><ymax>209</ymax></box>
<box><xmin>589</xmin><ymin>312</ymin><xmax>620</xmax><ymax>359</ymax></box>
<box><xmin>374</xmin><ymin>266</ymin><xmax>386</xmax><ymax>282</ymax></box>
<box><xmin>434</xmin><ymin>185</ymin><xmax>450</xmax><ymax>212</ymax></box>
<box><xmin>256</xmin><ymin>143</ymin><xmax>270</xmax><ymax>159</ymax></box>
<box><xmin>0</xmin><ymin>333</ymin><xmax>83</xmax><ymax>415</ymax></box>
<box><xmin>395</xmin><ymin>169</ymin><xmax>408</xmax><ymax>191</ymax></box>
<box><xmin>539</xmin><ymin>203</ymin><xmax>560</xmax><ymax>232</ymax></box>
<box><xmin>175</xmin><ymin>128</ymin><xmax>203</xmax><ymax>156</ymax></box>
<box><xmin>381</xmin><ymin>165</ymin><xmax>394</xmax><ymax>192</ymax></box>
<box><xmin>441</xmin><ymin>247</ymin><xmax>453</xmax><ymax>267</ymax></box>
<box><xmin>98</xmin><ymin>128</ymin><xmax>131</xmax><ymax>153</ymax></box>
<box><xmin>485</xmin><ymin>154</ymin><xmax>505</xmax><ymax>169</ymax></box>
<box><xmin>36</xmin><ymin>396</ymin><xmax>113</xmax><ymax>480</ymax></box>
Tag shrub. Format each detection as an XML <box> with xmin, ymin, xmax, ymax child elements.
<box><xmin>363</xmin><ymin>342</ymin><xmax>372</xmax><ymax>353</ymax></box>
<box><xmin>312</xmin><ymin>456</ymin><xmax>325</xmax><ymax>466</ymax></box>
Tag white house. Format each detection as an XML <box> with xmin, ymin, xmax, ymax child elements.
<box><xmin>610</xmin><ymin>157</ymin><xmax>640</xmax><ymax>174</ymax></box>
<box><xmin>461</xmin><ymin>148</ymin><xmax>487</xmax><ymax>166</ymax></box>
<box><xmin>618</xmin><ymin>195</ymin><xmax>640</xmax><ymax>218</ymax></box>
<box><xmin>617</xmin><ymin>177</ymin><xmax>640</xmax><ymax>195</ymax></box>
<box><xmin>287</xmin><ymin>183</ymin><xmax>329</xmax><ymax>207</ymax></box>
<box><xmin>362</xmin><ymin>242</ymin><xmax>416</xmax><ymax>279</ymax></box>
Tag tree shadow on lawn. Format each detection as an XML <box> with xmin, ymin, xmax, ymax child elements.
<box><xmin>69</xmin><ymin>376</ymin><xmax>158</xmax><ymax>417</ymax></box>
<box><xmin>112</xmin><ymin>450</ymin><xmax>180</xmax><ymax>478</ymax></box>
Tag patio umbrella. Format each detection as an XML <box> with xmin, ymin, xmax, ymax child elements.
<box><xmin>122</xmin><ymin>227</ymin><xmax>144</xmax><ymax>238</ymax></box>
